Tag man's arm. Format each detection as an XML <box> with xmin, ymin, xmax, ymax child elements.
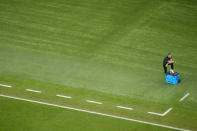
<box><xmin>165</xmin><ymin>63</ymin><xmax>168</xmax><ymax>67</ymax></box>
<box><xmin>168</xmin><ymin>59</ymin><xmax>176</xmax><ymax>64</ymax></box>
<box><xmin>165</xmin><ymin>59</ymin><xmax>175</xmax><ymax>67</ymax></box>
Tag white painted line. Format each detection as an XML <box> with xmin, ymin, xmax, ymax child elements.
<box><xmin>162</xmin><ymin>108</ymin><xmax>173</xmax><ymax>116</ymax></box>
<box><xmin>179</xmin><ymin>93</ymin><xmax>190</xmax><ymax>102</ymax></box>
<box><xmin>148</xmin><ymin>111</ymin><xmax>163</xmax><ymax>116</ymax></box>
<box><xmin>0</xmin><ymin>84</ymin><xmax>12</xmax><ymax>88</ymax></box>
<box><xmin>117</xmin><ymin>106</ymin><xmax>133</xmax><ymax>110</ymax></box>
<box><xmin>148</xmin><ymin>108</ymin><xmax>173</xmax><ymax>116</ymax></box>
<box><xmin>0</xmin><ymin>94</ymin><xmax>190</xmax><ymax>131</ymax></box>
<box><xmin>86</xmin><ymin>100</ymin><xmax>102</xmax><ymax>104</ymax></box>
<box><xmin>56</xmin><ymin>94</ymin><xmax>72</xmax><ymax>99</ymax></box>
<box><xmin>26</xmin><ymin>89</ymin><xmax>41</xmax><ymax>93</ymax></box>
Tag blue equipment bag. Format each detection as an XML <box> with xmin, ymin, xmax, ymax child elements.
<box><xmin>166</xmin><ymin>72</ymin><xmax>180</xmax><ymax>85</ymax></box>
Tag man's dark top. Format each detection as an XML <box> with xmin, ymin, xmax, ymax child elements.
<box><xmin>163</xmin><ymin>56</ymin><xmax>171</xmax><ymax>66</ymax></box>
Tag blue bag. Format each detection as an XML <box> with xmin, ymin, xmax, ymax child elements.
<box><xmin>166</xmin><ymin>72</ymin><xmax>180</xmax><ymax>85</ymax></box>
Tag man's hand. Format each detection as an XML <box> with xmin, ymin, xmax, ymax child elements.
<box><xmin>165</xmin><ymin>63</ymin><xmax>168</xmax><ymax>67</ymax></box>
<box><xmin>168</xmin><ymin>59</ymin><xmax>175</xmax><ymax>64</ymax></box>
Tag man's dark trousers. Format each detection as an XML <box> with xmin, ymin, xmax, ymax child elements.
<box><xmin>163</xmin><ymin>63</ymin><xmax>174</xmax><ymax>74</ymax></box>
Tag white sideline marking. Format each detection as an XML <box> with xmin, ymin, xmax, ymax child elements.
<box><xmin>179</xmin><ymin>93</ymin><xmax>190</xmax><ymax>102</ymax></box>
<box><xmin>0</xmin><ymin>94</ymin><xmax>190</xmax><ymax>131</ymax></box>
<box><xmin>0</xmin><ymin>84</ymin><xmax>12</xmax><ymax>88</ymax></box>
<box><xmin>56</xmin><ymin>94</ymin><xmax>72</xmax><ymax>99</ymax></box>
<box><xmin>148</xmin><ymin>108</ymin><xmax>173</xmax><ymax>116</ymax></box>
<box><xmin>117</xmin><ymin>106</ymin><xmax>133</xmax><ymax>110</ymax></box>
<box><xmin>86</xmin><ymin>100</ymin><xmax>102</xmax><ymax>104</ymax></box>
<box><xmin>162</xmin><ymin>108</ymin><xmax>173</xmax><ymax>116</ymax></box>
<box><xmin>26</xmin><ymin>89</ymin><xmax>41</xmax><ymax>93</ymax></box>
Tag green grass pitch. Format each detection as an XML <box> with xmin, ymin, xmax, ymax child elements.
<box><xmin>0</xmin><ymin>0</ymin><xmax>197</xmax><ymax>130</ymax></box>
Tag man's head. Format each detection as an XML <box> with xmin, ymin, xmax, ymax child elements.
<box><xmin>168</xmin><ymin>53</ymin><xmax>172</xmax><ymax>58</ymax></box>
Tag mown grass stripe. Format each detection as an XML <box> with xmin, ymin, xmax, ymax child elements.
<box><xmin>0</xmin><ymin>94</ymin><xmax>191</xmax><ymax>131</ymax></box>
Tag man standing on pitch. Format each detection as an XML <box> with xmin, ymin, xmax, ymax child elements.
<box><xmin>163</xmin><ymin>53</ymin><xmax>175</xmax><ymax>74</ymax></box>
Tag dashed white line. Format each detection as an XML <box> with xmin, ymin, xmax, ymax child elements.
<box><xmin>179</xmin><ymin>93</ymin><xmax>190</xmax><ymax>102</ymax></box>
<box><xmin>26</xmin><ymin>89</ymin><xmax>41</xmax><ymax>93</ymax></box>
<box><xmin>0</xmin><ymin>83</ymin><xmax>12</xmax><ymax>88</ymax></box>
<box><xmin>117</xmin><ymin>106</ymin><xmax>133</xmax><ymax>110</ymax></box>
<box><xmin>0</xmin><ymin>94</ymin><xmax>190</xmax><ymax>131</ymax></box>
<box><xmin>86</xmin><ymin>100</ymin><xmax>102</xmax><ymax>104</ymax></box>
<box><xmin>148</xmin><ymin>108</ymin><xmax>173</xmax><ymax>116</ymax></box>
<box><xmin>56</xmin><ymin>94</ymin><xmax>72</xmax><ymax>99</ymax></box>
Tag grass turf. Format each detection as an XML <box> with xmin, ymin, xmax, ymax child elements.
<box><xmin>0</xmin><ymin>96</ymin><xmax>175</xmax><ymax>131</ymax></box>
<box><xmin>0</xmin><ymin>0</ymin><xmax>197</xmax><ymax>130</ymax></box>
